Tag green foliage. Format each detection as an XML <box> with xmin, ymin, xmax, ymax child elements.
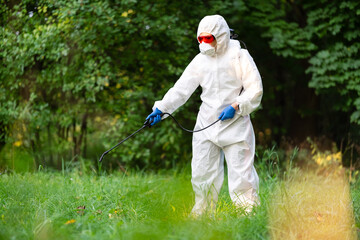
<box><xmin>0</xmin><ymin>0</ymin><xmax>231</xmax><ymax>169</ymax></box>
<box><xmin>244</xmin><ymin>1</ymin><xmax>317</xmax><ymax>59</ymax></box>
<box><xmin>0</xmin><ymin>144</ymin><xmax>35</xmax><ymax>172</ymax></box>
<box><xmin>243</xmin><ymin>0</ymin><xmax>360</xmax><ymax>124</ymax></box>
<box><xmin>306</xmin><ymin>1</ymin><xmax>360</xmax><ymax>124</ymax></box>
<box><xmin>1</xmin><ymin>0</ymin><xmax>360</xmax><ymax>170</ymax></box>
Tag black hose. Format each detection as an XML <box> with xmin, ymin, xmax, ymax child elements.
<box><xmin>99</xmin><ymin>124</ymin><xmax>148</xmax><ymax>162</ymax></box>
<box><xmin>162</xmin><ymin>112</ymin><xmax>220</xmax><ymax>133</ymax></box>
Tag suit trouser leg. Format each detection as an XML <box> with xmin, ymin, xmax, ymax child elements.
<box><xmin>191</xmin><ymin>136</ymin><xmax>224</xmax><ymax>215</ymax></box>
<box><xmin>223</xmin><ymin>141</ymin><xmax>259</xmax><ymax>209</ymax></box>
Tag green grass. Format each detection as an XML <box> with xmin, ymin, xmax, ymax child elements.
<box><xmin>351</xmin><ymin>177</ymin><xmax>360</xmax><ymax>235</ymax></box>
<box><xmin>0</xmin><ymin>168</ymin><xmax>272</xmax><ymax>240</ymax></box>
<box><xmin>0</xmin><ymin>167</ymin><xmax>358</xmax><ymax>240</ymax></box>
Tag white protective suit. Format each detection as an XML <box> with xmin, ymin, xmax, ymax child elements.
<box><xmin>153</xmin><ymin>15</ymin><xmax>263</xmax><ymax>215</ymax></box>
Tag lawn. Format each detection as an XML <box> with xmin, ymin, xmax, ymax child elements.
<box><xmin>0</xmin><ymin>166</ymin><xmax>359</xmax><ymax>240</ymax></box>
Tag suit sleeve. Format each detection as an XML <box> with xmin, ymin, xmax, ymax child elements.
<box><xmin>235</xmin><ymin>50</ymin><xmax>263</xmax><ymax>116</ymax></box>
<box><xmin>153</xmin><ymin>57</ymin><xmax>201</xmax><ymax>115</ymax></box>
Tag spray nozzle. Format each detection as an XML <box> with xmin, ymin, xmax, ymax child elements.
<box><xmin>144</xmin><ymin>119</ymin><xmax>153</xmax><ymax>127</ymax></box>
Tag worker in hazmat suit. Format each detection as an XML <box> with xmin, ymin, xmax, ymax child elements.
<box><xmin>146</xmin><ymin>15</ymin><xmax>263</xmax><ymax>216</ymax></box>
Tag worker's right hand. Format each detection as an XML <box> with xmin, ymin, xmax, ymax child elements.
<box><xmin>218</xmin><ymin>105</ymin><xmax>236</xmax><ymax>121</ymax></box>
<box><xmin>146</xmin><ymin>108</ymin><xmax>163</xmax><ymax>126</ymax></box>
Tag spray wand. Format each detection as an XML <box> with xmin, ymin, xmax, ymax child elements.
<box><xmin>99</xmin><ymin>113</ymin><xmax>220</xmax><ymax>162</ymax></box>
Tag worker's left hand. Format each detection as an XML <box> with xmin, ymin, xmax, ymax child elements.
<box><xmin>218</xmin><ymin>105</ymin><xmax>236</xmax><ymax>121</ymax></box>
<box><xmin>146</xmin><ymin>108</ymin><xmax>163</xmax><ymax>126</ymax></box>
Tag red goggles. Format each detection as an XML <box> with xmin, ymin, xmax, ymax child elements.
<box><xmin>198</xmin><ymin>35</ymin><xmax>215</xmax><ymax>43</ymax></box>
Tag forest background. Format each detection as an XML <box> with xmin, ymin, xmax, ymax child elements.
<box><xmin>1</xmin><ymin>0</ymin><xmax>360</xmax><ymax>172</ymax></box>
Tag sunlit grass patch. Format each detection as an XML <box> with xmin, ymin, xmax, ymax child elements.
<box><xmin>268</xmin><ymin>169</ymin><xmax>357</xmax><ymax>240</ymax></box>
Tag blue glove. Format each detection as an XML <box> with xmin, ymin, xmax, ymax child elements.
<box><xmin>146</xmin><ymin>108</ymin><xmax>163</xmax><ymax>126</ymax></box>
<box><xmin>218</xmin><ymin>105</ymin><xmax>236</xmax><ymax>121</ymax></box>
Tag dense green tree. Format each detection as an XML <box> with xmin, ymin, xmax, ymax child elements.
<box><xmin>0</xmin><ymin>0</ymin><xmax>232</xmax><ymax>169</ymax></box>
<box><xmin>236</xmin><ymin>0</ymin><xmax>360</xmax><ymax>143</ymax></box>
<box><xmin>1</xmin><ymin>0</ymin><xmax>359</xmax><ymax>170</ymax></box>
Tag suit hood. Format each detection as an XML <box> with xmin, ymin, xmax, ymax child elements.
<box><xmin>197</xmin><ymin>15</ymin><xmax>231</xmax><ymax>55</ymax></box>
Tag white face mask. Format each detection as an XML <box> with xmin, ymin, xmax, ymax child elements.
<box><xmin>199</xmin><ymin>43</ymin><xmax>216</xmax><ymax>56</ymax></box>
